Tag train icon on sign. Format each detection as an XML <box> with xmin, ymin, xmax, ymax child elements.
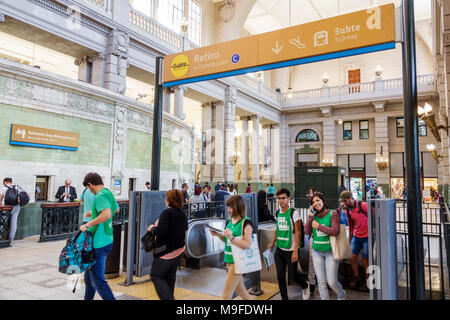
<box><xmin>314</xmin><ymin>30</ymin><xmax>328</xmax><ymax>47</ymax></box>
<box><xmin>231</xmin><ymin>54</ymin><xmax>240</xmax><ymax>64</ymax></box>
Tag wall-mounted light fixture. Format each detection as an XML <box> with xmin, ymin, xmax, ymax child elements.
<box><xmin>287</xmin><ymin>87</ymin><xmax>293</xmax><ymax>99</ymax></box>
<box><xmin>322</xmin><ymin>159</ymin><xmax>333</xmax><ymax>167</ymax></box>
<box><xmin>322</xmin><ymin>73</ymin><xmax>329</xmax><ymax>87</ymax></box>
<box><xmin>374</xmin><ymin>65</ymin><xmax>383</xmax><ymax>80</ymax></box>
<box><xmin>375</xmin><ymin>145</ymin><xmax>388</xmax><ymax>170</ymax></box>
<box><xmin>337</xmin><ymin>118</ymin><xmax>343</xmax><ymax>125</ymax></box>
<box><xmin>427</xmin><ymin>144</ymin><xmax>443</xmax><ymax>164</ymax></box>
<box><xmin>418</xmin><ymin>103</ymin><xmax>448</xmax><ymax>142</ymax></box>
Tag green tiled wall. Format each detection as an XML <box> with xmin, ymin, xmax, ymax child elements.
<box><xmin>125</xmin><ymin>130</ymin><xmax>182</xmax><ymax>172</ymax></box>
<box><xmin>161</xmin><ymin>139</ymin><xmax>178</xmax><ymax>172</ymax></box>
<box><xmin>183</xmin><ymin>145</ymin><xmax>192</xmax><ymax>174</ymax></box>
<box><xmin>0</xmin><ymin>104</ymin><xmax>111</xmax><ymax>166</ymax></box>
<box><xmin>125</xmin><ymin>129</ymin><xmax>152</xmax><ymax>169</ymax></box>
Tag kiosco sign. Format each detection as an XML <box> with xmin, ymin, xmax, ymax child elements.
<box><xmin>163</xmin><ymin>4</ymin><xmax>395</xmax><ymax>87</ymax></box>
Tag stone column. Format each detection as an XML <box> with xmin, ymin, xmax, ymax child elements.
<box><xmin>105</xmin><ymin>29</ymin><xmax>129</xmax><ymax>94</ymax></box>
<box><xmin>280</xmin><ymin>116</ymin><xmax>290</xmax><ymax>184</ymax></box>
<box><xmin>212</xmin><ymin>102</ymin><xmax>225</xmax><ymax>182</ymax></box>
<box><xmin>271</xmin><ymin>124</ymin><xmax>281</xmax><ymax>183</ymax></box>
<box><xmin>201</xmin><ymin>103</ymin><xmax>213</xmax><ymax>182</ymax></box>
<box><xmin>262</xmin><ymin>125</ymin><xmax>271</xmax><ymax>181</ymax></box>
<box><xmin>110</xmin><ymin>104</ymin><xmax>128</xmax><ymax>198</ymax></box>
<box><xmin>74</xmin><ymin>53</ymin><xmax>105</xmax><ymax>87</ymax></box>
<box><xmin>163</xmin><ymin>87</ymin><xmax>172</xmax><ymax>114</ymax></box>
<box><xmin>224</xmin><ymin>86</ymin><xmax>237</xmax><ymax>183</ymax></box>
<box><xmin>374</xmin><ymin>112</ymin><xmax>390</xmax><ymax>196</ymax></box>
<box><xmin>321</xmin><ymin>107</ymin><xmax>336</xmax><ymax>166</ymax></box>
<box><xmin>439</xmin><ymin>0</ymin><xmax>450</xmax><ymax>199</ymax></box>
<box><xmin>174</xmin><ymin>86</ymin><xmax>186</xmax><ymax>120</ymax></box>
<box><xmin>241</xmin><ymin>117</ymin><xmax>249</xmax><ymax>182</ymax></box>
<box><xmin>251</xmin><ymin>115</ymin><xmax>261</xmax><ymax>182</ymax></box>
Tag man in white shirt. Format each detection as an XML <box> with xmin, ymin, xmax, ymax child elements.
<box><xmin>0</xmin><ymin>177</ymin><xmax>21</xmax><ymax>244</ymax></box>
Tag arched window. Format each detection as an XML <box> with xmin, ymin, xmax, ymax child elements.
<box><xmin>296</xmin><ymin>129</ymin><xmax>319</xmax><ymax>142</ymax></box>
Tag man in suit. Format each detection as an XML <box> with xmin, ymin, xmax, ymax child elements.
<box><xmin>55</xmin><ymin>179</ymin><xmax>77</xmax><ymax>202</ymax></box>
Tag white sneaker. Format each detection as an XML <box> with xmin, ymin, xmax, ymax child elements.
<box><xmin>302</xmin><ymin>282</ymin><xmax>310</xmax><ymax>300</ymax></box>
<box><xmin>338</xmin><ymin>290</ymin><xmax>347</xmax><ymax>300</ymax></box>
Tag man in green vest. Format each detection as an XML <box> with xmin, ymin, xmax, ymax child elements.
<box><xmin>268</xmin><ymin>188</ymin><xmax>310</xmax><ymax>300</ymax></box>
<box><xmin>79</xmin><ymin>172</ymin><xmax>119</xmax><ymax>300</ymax></box>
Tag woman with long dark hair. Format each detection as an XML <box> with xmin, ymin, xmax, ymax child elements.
<box><xmin>146</xmin><ymin>189</ymin><xmax>188</xmax><ymax>300</ymax></box>
<box><xmin>304</xmin><ymin>192</ymin><xmax>346</xmax><ymax>300</ymax></box>
<box><xmin>257</xmin><ymin>190</ymin><xmax>275</xmax><ymax>222</ymax></box>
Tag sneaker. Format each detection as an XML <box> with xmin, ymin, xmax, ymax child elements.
<box><xmin>338</xmin><ymin>290</ymin><xmax>347</xmax><ymax>300</ymax></box>
<box><xmin>9</xmin><ymin>240</ymin><xmax>13</xmax><ymax>245</ymax></box>
<box><xmin>302</xmin><ymin>282</ymin><xmax>310</xmax><ymax>300</ymax></box>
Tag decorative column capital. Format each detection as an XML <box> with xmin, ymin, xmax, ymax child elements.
<box><xmin>320</xmin><ymin>106</ymin><xmax>333</xmax><ymax>117</ymax></box>
<box><xmin>0</xmin><ymin>12</ymin><xmax>5</xmax><ymax>23</ymax></box>
<box><xmin>250</xmin><ymin>115</ymin><xmax>261</xmax><ymax>122</ymax></box>
<box><xmin>372</xmin><ymin>101</ymin><xmax>387</xmax><ymax>113</ymax></box>
<box><xmin>74</xmin><ymin>53</ymin><xmax>105</xmax><ymax>66</ymax></box>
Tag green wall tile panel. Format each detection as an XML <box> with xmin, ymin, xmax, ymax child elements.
<box><xmin>125</xmin><ymin>129</ymin><xmax>152</xmax><ymax>169</ymax></box>
<box><xmin>0</xmin><ymin>104</ymin><xmax>111</xmax><ymax>167</ymax></box>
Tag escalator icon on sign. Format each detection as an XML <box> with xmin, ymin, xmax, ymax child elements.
<box><xmin>314</xmin><ymin>31</ymin><xmax>328</xmax><ymax>47</ymax></box>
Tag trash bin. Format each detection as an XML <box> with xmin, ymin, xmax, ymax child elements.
<box><xmin>105</xmin><ymin>223</ymin><xmax>122</xmax><ymax>279</ymax></box>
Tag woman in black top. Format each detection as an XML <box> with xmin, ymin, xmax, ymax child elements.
<box><xmin>257</xmin><ymin>190</ymin><xmax>275</xmax><ymax>222</ymax></box>
<box><xmin>147</xmin><ymin>189</ymin><xmax>188</xmax><ymax>300</ymax></box>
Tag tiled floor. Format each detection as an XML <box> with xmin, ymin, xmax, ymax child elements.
<box><xmin>0</xmin><ymin>235</ymin><xmax>137</xmax><ymax>300</ymax></box>
<box><xmin>0</xmin><ymin>235</ymin><xmax>370</xmax><ymax>300</ymax></box>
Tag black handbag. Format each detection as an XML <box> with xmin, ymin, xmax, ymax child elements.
<box><xmin>141</xmin><ymin>231</ymin><xmax>156</xmax><ymax>253</ymax></box>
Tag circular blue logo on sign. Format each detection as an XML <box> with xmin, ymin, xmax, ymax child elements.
<box><xmin>231</xmin><ymin>54</ymin><xmax>240</xmax><ymax>64</ymax></box>
<box><xmin>245</xmin><ymin>249</ymin><xmax>253</xmax><ymax>258</ymax></box>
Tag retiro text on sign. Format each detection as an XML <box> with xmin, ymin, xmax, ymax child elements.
<box><xmin>164</xmin><ymin>4</ymin><xmax>395</xmax><ymax>86</ymax></box>
<box><xmin>10</xmin><ymin>124</ymin><xmax>79</xmax><ymax>151</ymax></box>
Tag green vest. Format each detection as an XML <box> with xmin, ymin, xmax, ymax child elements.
<box><xmin>312</xmin><ymin>209</ymin><xmax>333</xmax><ymax>251</ymax></box>
<box><xmin>224</xmin><ymin>217</ymin><xmax>249</xmax><ymax>264</ymax></box>
<box><xmin>276</xmin><ymin>208</ymin><xmax>292</xmax><ymax>249</ymax></box>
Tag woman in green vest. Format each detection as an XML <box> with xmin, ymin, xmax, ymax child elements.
<box><xmin>304</xmin><ymin>192</ymin><xmax>346</xmax><ymax>300</ymax></box>
<box><xmin>210</xmin><ymin>195</ymin><xmax>254</xmax><ymax>300</ymax></box>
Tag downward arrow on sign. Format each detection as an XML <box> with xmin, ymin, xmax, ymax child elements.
<box><xmin>271</xmin><ymin>41</ymin><xmax>283</xmax><ymax>54</ymax></box>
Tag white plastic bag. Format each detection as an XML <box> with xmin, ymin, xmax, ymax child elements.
<box><xmin>231</xmin><ymin>233</ymin><xmax>262</xmax><ymax>274</ymax></box>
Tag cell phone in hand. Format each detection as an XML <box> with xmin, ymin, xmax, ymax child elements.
<box><xmin>311</xmin><ymin>208</ymin><xmax>317</xmax><ymax>214</ymax></box>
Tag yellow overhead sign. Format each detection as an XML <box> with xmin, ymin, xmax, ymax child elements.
<box><xmin>163</xmin><ymin>4</ymin><xmax>395</xmax><ymax>86</ymax></box>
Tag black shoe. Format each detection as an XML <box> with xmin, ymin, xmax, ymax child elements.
<box><xmin>310</xmin><ymin>284</ymin><xmax>315</xmax><ymax>295</ymax></box>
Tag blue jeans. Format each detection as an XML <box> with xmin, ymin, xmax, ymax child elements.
<box><xmin>351</xmin><ymin>236</ymin><xmax>369</xmax><ymax>258</ymax></box>
<box><xmin>311</xmin><ymin>249</ymin><xmax>345</xmax><ymax>300</ymax></box>
<box><xmin>84</xmin><ymin>243</ymin><xmax>115</xmax><ymax>300</ymax></box>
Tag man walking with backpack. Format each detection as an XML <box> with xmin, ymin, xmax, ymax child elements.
<box><xmin>267</xmin><ymin>188</ymin><xmax>310</xmax><ymax>300</ymax></box>
<box><xmin>0</xmin><ymin>178</ymin><xmax>23</xmax><ymax>244</ymax></box>
<box><xmin>339</xmin><ymin>190</ymin><xmax>369</xmax><ymax>290</ymax></box>
<box><xmin>79</xmin><ymin>172</ymin><xmax>119</xmax><ymax>300</ymax></box>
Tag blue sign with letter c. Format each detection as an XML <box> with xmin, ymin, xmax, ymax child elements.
<box><xmin>231</xmin><ymin>54</ymin><xmax>240</xmax><ymax>64</ymax></box>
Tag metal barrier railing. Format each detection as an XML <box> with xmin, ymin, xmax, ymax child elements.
<box><xmin>266</xmin><ymin>197</ymin><xmax>450</xmax><ymax>300</ymax></box>
<box><xmin>183</xmin><ymin>201</ymin><xmax>226</xmax><ymax>220</ymax></box>
<box><xmin>114</xmin><ymin>200</ymin><xmax>129</xmax><ymax>225</ymax></box>
<box><xmin>0</xmin><ymin>205</ymin><xmax>12</xmax><ymax>248</ymax></box>
<box><xmin>39</xmin><ymin>202</ymin><xmax>80</xmax><ymax>242</ymax></box>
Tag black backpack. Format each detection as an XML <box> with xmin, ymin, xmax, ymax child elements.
<box><xmin>5</xmin><ymin>185</ymin><xmax>29</xmax><ymax>206</ymax></box>
<box><xmin>275</xmin><ymin>209</ymin><xmax>305</xmax><ymax>248</ymax></box>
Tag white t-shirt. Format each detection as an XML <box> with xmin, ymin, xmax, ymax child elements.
<box><xmin>276</xmin><ymin>208</ymin><xmax>300</xmax><ymax>251</ymax></box>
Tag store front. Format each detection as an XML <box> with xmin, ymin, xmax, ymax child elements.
<box><xmin>389</xmin><ymin>152</ymin><xmax>438</xmax><ymax>201</ymax></box>
<box><xmin>337</xmin><ymin>153</ymin><xmax>377</xmax><ymax>201</ymax></box>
